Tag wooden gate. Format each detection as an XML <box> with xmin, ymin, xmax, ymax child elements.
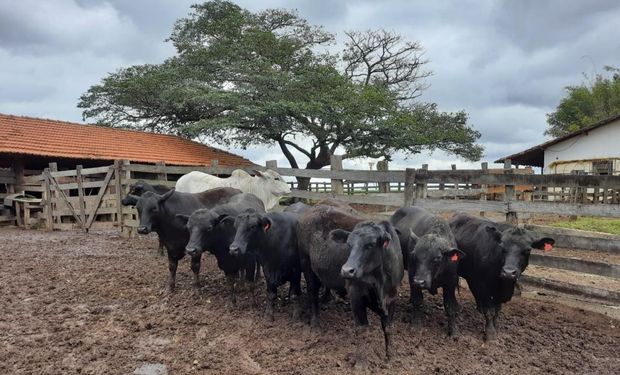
<box><xmin>41</xmin><ymin>162</ymin><xmax>120</xmax><ymax>231</ymax></box>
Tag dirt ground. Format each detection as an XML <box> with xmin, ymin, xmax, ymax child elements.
<box><xmin>1</xmin><ymin>228</ymin><xmax>618</xmax><ymax>374</ymax></box>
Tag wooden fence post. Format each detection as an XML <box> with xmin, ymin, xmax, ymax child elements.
<box><xmin>114</xmin><ymin>160</ymin><xmax>123</xmax><ymax>231</ymax></box>
<box><xmin>330</xmin><ymin>155</ymin><xmax>344</xmax><ymax>197</ymax></box>
<box><xmin>451</xmin><ymin>164</ymin><xmax>458</xmax><ymax>199</ymax></box>
<box><xmin>76</xmin><ymin>165</ymin><xmax>87</xmax><ymax>228</ymax></box>
<box><xmin>211</xmin><ymin>159</ymin><xmax>219</xmax><ymax>175</ymax></box>
<box><xmin>156</xmin><ymin>161</ymin><xmax>167</xmax><ymax>182</ymax></box>
<box><xmin>48</xmin><ymin>162</ymin><xmax>61</xmax><ymax>225</ymax></box>
<box><xmin>377</xmin><ymin>160</ymin><xmax>389</xmax><ymax>193</ymax></box>
<box><xmin>480</xmin><ymin>162</ymin><xmax>488</xmax><ymax>217</ymax></box>
<box><xmin>504</xmin><ymin>159</ymin><xmax>518</xmax><ymax>224</ymax></box>
<box><xmin>416</xmin><ymin>164</ymin><xmax>428</xmax><ymax>198</ymax></box>
<box><xmin>44</xmin><ymin>167</ymin><xmax>53</xmax><ymax>231</ymax></box>
<box><xmin>120</xmin><ymin>160</ymin><xmax>132</xmax><ymax>238</ymax></box>
<box><xmin>266</xmin><ymin>160</ymin><xmax>278</xmax><ymax>170</ymax></box>
<box><xmin>404</xmin><ymin>168</ymin><xmax>416</xmax><ymax>206</ymax></box>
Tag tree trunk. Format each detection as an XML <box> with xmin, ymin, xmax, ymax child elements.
<box><xmin>296</xmin><ymin>176</ymin><xmax>311</xmax><ymax>191</ymax></box>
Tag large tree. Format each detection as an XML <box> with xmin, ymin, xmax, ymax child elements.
<box><xmin>79</xmin><ymin>1</ymin><xmax>482</xmax><ymax>189</ymax></box>
<box><xmin>546</xmin><ymin>66</ymin><xmax>620</xmax><ymax>137</ymax></box>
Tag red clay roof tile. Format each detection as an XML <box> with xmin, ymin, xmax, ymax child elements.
<box><xmin>0</xmin><ymin>114</ymin><xmax>255</xmax><ymax>167</ymax></box>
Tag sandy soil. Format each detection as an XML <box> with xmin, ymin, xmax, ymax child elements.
<box><xmin>0</xmin><ymin>227</ymin><xmax>618</xmax><ymax>374</ymax></box>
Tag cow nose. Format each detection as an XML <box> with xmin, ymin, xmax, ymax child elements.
<box><xmin>341</xmin><ymin>266</ymin><xmax>356</xmax><ymax>279</ymax></box>
<box><xmin>413</xmin><ymin>278</ymin><xmax>426</xmax><ymax>288</ymax></box>
<box><xmin>501</xmin><ymin>268</ymin><xmax>519</xmax><ymax>280</ymax></box>
<box><xmin>185</xmin><ymin>247</ymin><xmax>198</xmax><ymax>256</ymax></box>
<box><xmin>137</xmin><ymin>226</ymin><xmax>149</xmax><ymax>234</ymax></box>
<box><xmin>229</xmin><ymin>244</ymin><xmax>240</xmax><ymax>256</ymax></box>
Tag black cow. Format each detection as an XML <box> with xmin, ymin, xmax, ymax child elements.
<box><xmin>331</xmin><ymin>221</ymin><xmax>404</xmax><ymax>368</ymax></box>
<box><xmin>390</xmin><ymin>207</ymin><xmax>464</xmax><ymax>336</ymax></box>
<box><xmin>297</xmin><ymin>204</ymin><xmax>365</xmax><ymax>328</ymax></box>
<box><xmin>178</xmin><ymin>193</ymin><xmax>265</xmax><ymax>305</ymax></box>
<box><xmin>121</xmin><ymin>180</ymin><xmax>171</xmax><ymax>255</ymax></box>
<box><xmin>282</xmin><ymin>202</ymin><xmax>311</xmax><ymax>214</ymax></box>
<box><xmin>449</xmin><ymin>213</ymin><xmax>554</xmax><ymax>341</ymax></box>
<box><xmin>135</xmin><ymin>187</ymin><xmax>242</xmax><ymax>291</ymax></box>
<box><xmin>228</xmin><ymin>210</ymin><xmax>302</xmax><ymax>321</ymax></box>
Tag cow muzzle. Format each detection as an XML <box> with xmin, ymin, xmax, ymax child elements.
<box><xmin>185</xmin><ymin>246</ymin><xmax>200</xmax><ymax>257</ymax></box>
<box><xmin>137</xmin><ymin>226</ymin><xmax>150</xmax><ymax>235</ymax></box>
<box><xmin>229</xmin><ymin>244</ymin><xmax>244</xmax><ymax>256</ymax></box>
<box><xmin>341</xmin><ymin>265</ymin><xmax>360</xmax><ymax>279</ymax></box>
<box><xmin>412</xmin><ymin>277</ymin><xmax>429</xmax><ymax>289</ymax></box>
<box><xmin>500</xmin><ymin>267</ymin><xmax>519</xmax><ymax>281</ymax></box>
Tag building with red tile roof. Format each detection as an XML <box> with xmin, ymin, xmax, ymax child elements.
<box><xmin>0</xmin><ymin>113</ymin><xmax>254</xmax><ymax>170</ymax></box>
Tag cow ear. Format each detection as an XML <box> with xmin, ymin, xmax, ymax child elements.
<box><xmin>407</xmin><ymin>230</ymin><xmax>419</xmax><ymax>252</ymax></box>
<box><xmin>261</xmin><ymin>216</ymin><xmax>272</xmax><ymax>232</ymax></box>
<box><xmin>215</xmin><ymin>214</ymin><xmax>234</xmax><ymax>226</ymax></box>
<box><xmin>377</xmin><ymin>221</ymin><xmax>394</xmax><ymax>249</ymax></box>
<box><xmin>444</xmin><ymin>248</ymin><xmax>465</xmax><ymax>262</ymax></box>
<box><xmin>485</xmin><ymin>225</ymin><xmax>502</xmax><ymax>242</ymax></box>
<box><xmin>176</xmin><ymin>214</ymin><xmax>190</xmax><ymax>225</ymax></box>
<box><xmin>253</xmin><ymin>170</ymin><xmax>265</xmax><ymax>178</ymax></box>
<box><xmin>532</xmin><ymin>237</ymin><xmax>555</xmax><ymax>251</ymax></box>
<box><xmin>329</xmin><ymin>229</ymin><xmax>350</xmax><ymax>244</ymax></box>
<box><xmin>158</xmin><ymin>188</ymin><xmax>175</xmax><ymax>203</ymax></box>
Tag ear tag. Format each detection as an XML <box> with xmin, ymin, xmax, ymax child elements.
<box><xmin>263</xmin><ymin>222</ymin><xmax>271</xmax><ymax>231</ymax></box>
<box><xmin>450</xmin><ymin>253</ymin><xmax>459</xmax><ymax>262</ymax></box>
<box><xmin>383</xmin><ymin>240</ymin><xmax>390</xmax><ymax>249</ymax></box>
<box><xmin>544</xmin><ymin>243</ymin><xmax>553</xmax><ymax>252</ymax></box>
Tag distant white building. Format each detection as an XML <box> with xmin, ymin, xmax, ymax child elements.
<box><xmin>496</xmin><ymin>114</ymin><xmax>620</xmax><ymax>175</ymax></box>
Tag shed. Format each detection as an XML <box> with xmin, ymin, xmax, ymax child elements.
<box><xmin>496</xmin><ymin>114</ymin><xmax>620</xmax><ymax>175</ymax></box>
<box><xmin>0</xmin><ymin>113</ymin><xmax>254</xmax><ymax>194</ymax></box>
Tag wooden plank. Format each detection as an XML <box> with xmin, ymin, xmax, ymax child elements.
<box><xmin>0</xmin><ymin>176</ymin><xmax>16</xmax><ymax>184</ymax></box>
<box><xmin>76</xmin><ymin>165</ymin><xmax>86</xmax><ymax>228</ymax></box>
<box><xmin>426</xmin><ymin>188</ymin><xmax>486</xmax><ymax>198</ymax></box>
<box><xmin>0</xmin><ymin>169</ymin><xmax>15</xmax><ymax>177</ymax></box>
<box><xmin>115</xmin><ymin>160</ymin><xmax>124</xmax><ymax>228</ymax></box>
<box><xmin>289</xmin><ymin>190</ymin><xmax>404</xmax><ymax>206</ymax></box>
<box><xmin>47</xmin><ymin>171</ymin><xmax>83</xmax><ymax>227</ymax></box>
<box><xmin>124</xmin><ymin>179</ymin><xmax>176</xmax><ymax>188</ymax></box>
<box><xmin>529</xmin><ymin>253</ymin><xmax>620</xmax><ymax>279</ymax></box>
<box><xmin>84</xmin><ymin>167</ymin><xmax>115</xmax><ymax>230</ymax></box>
<box><xmin>404</xmin><ymin>168</ymin><xmax>416</xmax><ymax>206</ymax></box>
<box><xmin>50</xmin><ymin>179</ymin><xmax>121</xmax><ymax>191</ymax></box>
<box><xmin>480</xmin><ymin>162</ymin><xmax>488</xmax><ymax>217</ymax></box>
<box><xmin>509</xmin><ymin>201</ymin><xmax>620</xmax><ymax>217</ymax></box>
<box><xmin>504</xmin><ymin>159</ymin><xmax>517</xmax><ymax>224</ymax></box>
<box><xmin>413</xmin><ymin>198</ymin><xmax>508</xmax><ymax>213</ymax></box>
<box><xmin>53</xmin><ymin>206</ymin><xmax>118</xmax><ymax>216</ymax></box>
<box><xmin>43</xmin><ymin>169</ymin><xmax>53</xmax><ymax>230</ymax></box>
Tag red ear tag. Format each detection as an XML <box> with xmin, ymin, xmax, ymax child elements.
<box><xmin>450</xmin><ymin>253</ymin><xmax>459</xmax><ymax>262</ymax></box>
<box><xmin>263</xmin><ymin>222</ymin><xmax>271</xmax><ymax>231</ymax></box>
<box><xmin>544</xmin><ymin>243</ymin><xmax>553</xmax><ymax>251</ymax></box>
<box><xmin>383</xmin><ymin>240</ymin><xmax>390</xmax><ymax>249</ymax></box>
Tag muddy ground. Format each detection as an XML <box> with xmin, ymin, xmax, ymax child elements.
<box><xmin>0</xmin><ymin>228</ymin><xmax>618</xmax><ymax>374</ymax></box>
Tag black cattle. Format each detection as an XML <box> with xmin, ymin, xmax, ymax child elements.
<box><xmin>297</xmin><ymin>204</ymin><xmax>365</xmax><ymax>328</ymax></box>
<box><xmin>390</xmin><ymin>207</ymin><xmax>464</xmax><ymax>336</ymax></box>
<box><xmin>135</xmin><ymin>187</ymin><xmax>242</xmax><ymax>291</ymax></box>
<box><xmin>121</xmin><ymin>180</ymin><xmax>171</xmax><ymax>255</ymax></box>
<box><xmin>178</xmin><ymin>193</ymin><xmax>265</xmax><ymax>304</ymax></box>
<box><xmin>228</xmin><ymin>210</ymin><xmax>302</xmax><ymax>321</ymax></box>
<box><xmin>449</xmin><ymin>213</ymin><xmax>554</xmax><ymax>341</ymax></box>
<box><xmin>331</xmin><ymin>221</ymin><xmax>404</xmax><ymax>368</ymax></box>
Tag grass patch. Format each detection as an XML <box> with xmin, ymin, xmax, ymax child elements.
<box><xmin>551</xmin><ymin>217</ymin><xmax>620</xmax><ymax>235</ymax></box>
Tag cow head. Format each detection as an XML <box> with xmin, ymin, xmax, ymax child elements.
<box><xmin>121</xmin><ymin>181</ymin><xmax>147</xmax><ymax>206</ymax></box>
<box><xmin>408</xmin><ymin>231</ymin><xmax>464</xmax><ymax>290</ymax></box>
<box><xmin>255</xmin><ymin>169</ymin><xmax>291</xmax><ymax>195</ymax></box>
<box><xmin>486</xmin><ymin>225</ymin><xmax>555</xmax><ymax>281</ymax></box>
<box><xmin>135</xmin><ymin>189</ymin><xmax>174</xmax><ymax>234</ymax></box>
<box><xmin>332</xmin><ymin>221</ymin><xmax>394</xmax><ymax>282</ymax></box>
<box><xmin>229</xmin><ymin>209</ymin><xmax>270</xmax><ymax>256</ymax></box>
<box><xmin>178</xmin><ymin>209</ymin><xmax>234</xmax><ymax>257</ymax></box>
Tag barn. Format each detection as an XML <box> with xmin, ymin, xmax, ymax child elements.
<box><xmin>0</xmin><ymin>113</ymin><xmax>254</xmax><ymax>228</ymax></box>
<box><xmin>0</xmin><ymin>113</ymin><xmax>254</xmax><ymax>193</ymax></box>
<box><xmin>496</xmin><ymin>113</ymin><xmax>620</xmax><ymax>175</ymax></box>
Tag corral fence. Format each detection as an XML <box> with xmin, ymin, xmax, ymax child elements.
<box><xmin>5</xmin><ymin>156</ymin><xmax>620</xmax><ymax>231</ymax></box>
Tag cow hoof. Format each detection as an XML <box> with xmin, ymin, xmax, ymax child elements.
<box><xmin>351</xmin><ymin>355</ymin><xmax>369</xmax><ymax>372</ymax></box>
<box><xmin>484</xmin><ymin>330</ymin><xmax>496</xmax><ymax>342</ymax></box>
<box><xmin>309</xmin><ymin>317</ymin><xmax>320</xmax><ymax>330</ymax></box>
<box><xmin>291</xmin><ymin>307</ymin><xmax>302</xmax><ymax>321</ymax></box>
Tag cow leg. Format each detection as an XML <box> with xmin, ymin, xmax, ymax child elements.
<box><xmin>289</xmin><ymin>269</ymin><xmax>303</xmax><ymax>321</ymax></box>
<box><xmin>265</xmin><ymin>282</ymin><xmax>277</xmax><ymax>322</ymax></box>
<box><xmin>157</xmin><ymin>237</ymin><xmax>165</xmax><ymax>256</ymax></box>
<box><xmin>226</xmin><ymin>274</ymin><xmax>237</xmax><ymax>306</ymax></box>
<box><xmin>482</xmin><ymin>302</ymin><xmax>496</xmax><ymax>341</ymax></box>
<box><xmin>380</xmin><ymin>302</ymin><xmax>396</xmax><ymax>361</ymax></box>
<box><xmin>350</xmin><ymin>295</ymin><xmax>370</xmax><ymax>370</ymax></box>
<box><xmin>301</xmin><ymin>255</ymin><xmax>321</xmax><ymax>328</ymax></box>
<box><xmin>492</xmin><ymin>302</ymin><xmax>502</xmax><ymax>332</ymax></box>
<box><xmin>410</xmin><ymin>284</ymin><xmax>424</xmax><ymax>328</ymax></box>
<box><xmin>245</xmin><ymin>258</ymin><xmax>258</xmax><ymax>306</ymax></box>
<box><xmin>513</xmin><ymin>281</ymin><xmax>522</xmax><ymax>297</ymax></box>
<box><xmin>320</xmin><ymin>287</ymin><xmax>332</xmax><ymax>304</ymax></box>
<box><xmin>167</xmin><ymin>256</ymin><xmax>179</xmax><ymax>292</ymax></box>
<box><xmin>442</xmin><ymin>283</ymin><xmax>460</xmax><ymax>337</ymax></box>
<box><xmin>190</xmin><ymin>254</ymin><xmax>201</xmax><ymax>289</ymax></box>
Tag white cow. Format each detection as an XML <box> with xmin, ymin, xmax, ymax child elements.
<box><xmin>175</xmin><ymin>169</ymin><xmax>291</xmax><ymax>210</ymax></box>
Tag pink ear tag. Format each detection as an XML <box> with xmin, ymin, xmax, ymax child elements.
<box><xmin>544</xmin><ymin>243</ymin><xmax>553</xmax><ymax>251</ymax></box>
<box><xmin>263</xmin><ymin>222</ymin><xmax>270</xmax><ymax>231</ymax></box>
<box><xmin>450</xmin><ymin>253</ymin><xmax>459</xmax><ymax>262</ymax></box>
<box><xmin>383</xmin><ymin>240</ymin><xmax>390</xmax><ymax>249</ymax></box>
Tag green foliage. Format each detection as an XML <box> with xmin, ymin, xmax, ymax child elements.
<box><xmin>79</xmin><ymin>0</ymin><xmax>483</xmax><ymax>172</ymax></box>
<box><xmin>546</xmin><ymin>66</ymin><xmax>620</xmax><ymax>137</ymax></box>
<box><xmin>551</xmin><ymin>217</ymin><xmax>620</xmax><ymax>235</ymax></box>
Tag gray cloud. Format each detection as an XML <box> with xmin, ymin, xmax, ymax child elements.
<box><xmin>1</xmin><ymin>0</ymin><xmax>618</xmax><ymax>170</ymax></box>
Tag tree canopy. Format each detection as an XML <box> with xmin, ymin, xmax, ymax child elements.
<box><xmin>546</xmin><ymin>66</ymin><xmax>620</xmax><ymax>137</ymax></box>
<box><xmin>79</xmin><ymin>1</ymin><xmax>483</xmax><ymax>183</ymax></box>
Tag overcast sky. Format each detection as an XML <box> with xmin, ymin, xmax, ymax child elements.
<box><xmin>1</xmin><ymin>0</ymin><xmax>619</xmax><ymax>170</ymax></box>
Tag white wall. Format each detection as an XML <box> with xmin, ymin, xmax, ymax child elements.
<box><xmin>543</xmin><ymin>118</ymin><xmax>620</xmax><ymax>174</ymax></box>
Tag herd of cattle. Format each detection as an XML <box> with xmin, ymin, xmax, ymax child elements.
<box><xmin>121</xmin><ymin>169</ymin><xmax>555</xmax><ymax>368</ymax></box>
